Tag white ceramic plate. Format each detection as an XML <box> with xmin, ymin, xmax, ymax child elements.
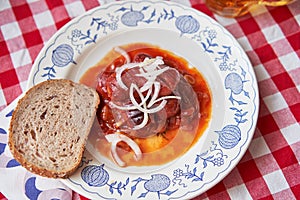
<box><xmin>26</xmin><ymin>1</ymin><xmax>259</xmax><ymax>199</ymax></box>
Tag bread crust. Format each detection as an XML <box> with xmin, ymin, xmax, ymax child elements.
<box><xmin>8</xmin><ymin>79</ymin><xmax>100</xmax><ymax>178</ymax></box>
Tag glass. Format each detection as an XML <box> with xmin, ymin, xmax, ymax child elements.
<box><xmin>205</xmin><ymin>0</ymin><xmax>295</xmax><ymax>17</ymax></box>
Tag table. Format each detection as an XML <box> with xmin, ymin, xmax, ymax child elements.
<box><xmin>0</xmin><ymin>0</ymin><xmax>299</xmax><ymax>199</ymax></box>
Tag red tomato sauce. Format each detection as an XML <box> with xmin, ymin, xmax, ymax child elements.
<box><xmin>80</xmin><ymin>43</ymin><xmax>212</xmax><ymax>167</ymax></box>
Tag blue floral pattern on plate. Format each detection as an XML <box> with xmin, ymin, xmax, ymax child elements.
<box><xmin>0</xmin><ymin>101</ymin><xmax>72</xmax><ymax>199</ymax></box>
<box><xmin>0</xmin><ymin>109</ymin><xmax>21</xmax><ymax>168</ymax></box>
<box><xmin>23</xmin><ymin>1</ymin><xmax>259</xmax><ymax>199</ymax></box>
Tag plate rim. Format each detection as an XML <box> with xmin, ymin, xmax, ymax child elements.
<box><xmin>26</xmin><ymin>0</ymin><xmax>259</xmax><ymax>199</ymax></box>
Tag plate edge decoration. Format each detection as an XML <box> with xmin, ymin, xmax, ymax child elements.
<box><xmin>26</xmin><ymin>1</ymin><xmax>258</xmax><ymax>199</ymax></box>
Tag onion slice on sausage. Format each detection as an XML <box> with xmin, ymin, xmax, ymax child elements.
<box><xmin>114</xmin><ymin>46</ymin><xmax>130</xmax><ymax>63</ymax></box>
<box><xmin>115</xmin><ymin>63</ymin><xmax>139</xmax><ymax>90</ymax></box>
<box><xmin>105</xmin><ymin>133</ymin><xmax>142</xmax><ymax>167</ymax></box>
<box><xmin>112</xmin><ymin>56</ymin><xmax>181</xmax><ymax>130</ymax></box>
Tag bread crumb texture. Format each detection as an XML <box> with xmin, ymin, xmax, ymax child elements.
<box><xmin>9</xmin><ymin>79</ymin><xmax>99</xmax><ymax>178</ymax></box>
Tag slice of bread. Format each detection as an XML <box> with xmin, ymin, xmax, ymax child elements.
<box><xmin>8</xmin><ymin>79</ymin><xmax>100</xmax><ymax>178</ymax></box>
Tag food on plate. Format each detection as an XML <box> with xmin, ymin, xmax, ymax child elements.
<box><xmin>8</xmin><ymin>79</ymin><xmax>100</xmax><ymax>178</ymax></box>
<box><xmin>80</xmin><ymin>43</ymin><xmax>212</xmax><ymax>167</ymax></box>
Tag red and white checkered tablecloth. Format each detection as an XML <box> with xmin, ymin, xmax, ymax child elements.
<box><xmin>0</xmin><ymin>0</ymin><xmax>299</xmax><ymax>199</ymax></box>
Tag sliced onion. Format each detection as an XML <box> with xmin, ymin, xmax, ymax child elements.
<box><xmin>105</xmin><ymin>133</ymin><xmax>142</xmax><ymax>167</ymax></box>
<box><xmin>112</xmin><ymin>56</ymin><xmax>181</xmax><ymax>131</ymax></box>
<box><xmin>139</xmin><ymin>78</ymin><xmax>156</xmax><ymax>92</ymax></box>
<box><xmin>129</xmin><ymin>84</ymin><xmax>167</xmax><ymax>114</ymax></box>
<box><xmin>115</xmin><ymin>63</ymin><xmax>139</xmax><ymax>90</ymax></box>
<box><xmin>132</xmin><ymin>111</ymin><xmax>149</xmax><ymax>130</ymax></box>
<box><xmin>136</xmin><ymin>66</ymin><xmax>169</xmax><ymax>79</ymax></box>
<box><xmin>114</xmin><ymin>46</ymin><xmax>130</xmax><ymax>63</ymax></box>
<box><xmin>137</xmin><ymin>57</ymin><xmax>164</xmax><ymax>81</ymax></box>
<box><xmin>109</xmin><ymin>86</ymin><xmax>152</xmax><ymax>111</ymax></box>
<box><xmin>139</xmin><ymin>56</ymin><xmax>163</xmax><ymax>68</ymax></box>
<box><xmin>111</xmin><ymin>142</ymin><xmax>125</xmax><ymax>167</ymax></box>
<box><xmin>138</xmin><ymin>85</ymin><xmax>153</xmax><ymax>105</ymax></box>
<box><xmin>109</xmin><ymin>102</ymin><xmax>136</xmax><ymax>111</ymax></box>
<box><xmin>148</xmin><ymin>82</ymin><xmax>161</xmax><ymax>107</ymax></box>
<box><xmin>149</xmin><ymin>95</ymin><xmax>181</xmax><ymax>107</ymax></box>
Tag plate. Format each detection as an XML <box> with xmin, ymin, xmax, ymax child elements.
<box><xmin>26</xmin><ymin>1</ymin><xmax>259</xmax><ymax>199</ymax></box>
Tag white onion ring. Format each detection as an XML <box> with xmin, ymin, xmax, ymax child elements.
<box><xmin>132</xmin><ymin>111</ymin><xmax>149</xmax><ymax>130</ymax></box>
<box><xmin>136</xmin><ymin>67</ymin><xmax>169</xmax><ymax>79</ymax></box>
<box><xmin>148</xmin><ymin>82</ymin><xmax>161</xmax><ymax>107</ymax></box>
<box><xmin>105</xmin><ymin>133</ymin><xmax>142</xmax><ymax>167</ymax></box>
<box><xmin>129</xmin><ymin>84</ymin><xmax>167</xmax><ymax>114</ymax></box>
<box><xmin>115</xmin><ymin>63</ymin><xmax>139</xmax><ymax>90</ymax></box>
<box><xmin>149</xmin><ymin>95</ymin><xmax>181</xmax><ymax>108</ymax></box>
<box><xmin>114</xmin><ymin>46</ymin><xmax>130</xmax><ymax>63</ymax></box>
<box><xmin>109</xmin><ymin>86</ymin><xmax>153</xmax><ymax>111</ymax></box>
<box><xmin>112</xmin><ymin>56</ymin><xmax>181</xmax><ymax>130</ymax></box>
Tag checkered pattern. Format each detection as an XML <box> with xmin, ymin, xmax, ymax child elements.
<box><xmin>0</xmin><ymin>0</ymin><xmax>299</xmax><ymax>199</ymax></box>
